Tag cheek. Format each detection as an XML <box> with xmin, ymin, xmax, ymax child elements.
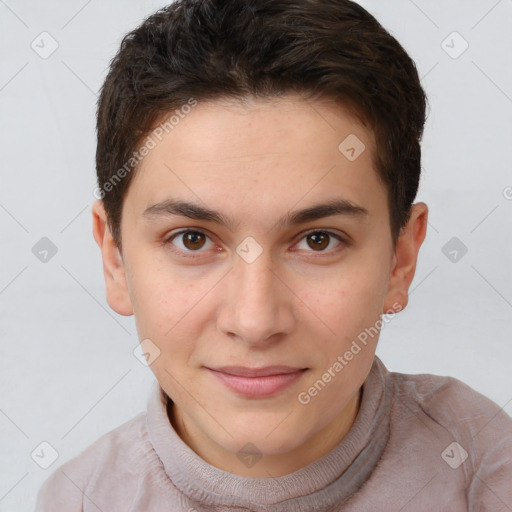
<box><xmin>125</xmin><ymin>248</ymin><xmax>189</xmax><ymax>326</ymax></box>
<box><xmin>296</xmin><ymin>265</ymin><xmax>389</xmax><ymax>409</ymax></box>
<box><xmin>302</xmin><ymin>259</ymin><xmax>390</xmax><ymax>334</ymax></box>
<box><xmin>127</xmin><ymin>262</ymin><xmax>217</xmax><ymax>369</ymax></box>
<box><xmin>132</xmin><ymin>280</ymin><xmax>196</xmax><ymax>339</ymax></box>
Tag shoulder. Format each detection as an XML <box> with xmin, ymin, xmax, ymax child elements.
<box><xmin>388</xmin><ymin>368</ymin><xmax>512</xmax><ymax>439</ymax></box>
<box><xmin>35</xmin><ymin>411</ymin><xmax>147</xmax><ymax>511</ymax></box>
<box><xmin>387</xmin><ymin>367</ymin><xmax>512</xmax><ymax>506</ymax></box>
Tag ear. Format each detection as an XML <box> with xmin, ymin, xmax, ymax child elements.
<box><xmin>92</xmin><ymin>200</ymin><xmax>133</xmax><ymax>316</ymax></box>
<box><xmin>383</xmin><ymin>202</ymin><xmax>428</xmax><ymax>313</ymax></box>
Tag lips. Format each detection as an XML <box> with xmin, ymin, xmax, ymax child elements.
<box><xmin>208</xmin><ymin>365</ymin><xmax>306</xmax><ymax>377</ymax></box>
<box><xmin>205</xmin><ymin>365</ymin><xmax>308</xmax><ymax>397</ymax></box>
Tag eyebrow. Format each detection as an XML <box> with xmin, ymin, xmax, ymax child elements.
<box><xmin>142</xmin><ymin>198</ymin><xmax>369</xmax><ymax>231</ymax></box>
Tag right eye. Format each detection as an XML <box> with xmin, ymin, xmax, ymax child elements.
<box><xmin>162</xmin><ymin>229</ymin><xmax>217</xmax><ymax>257</ymax></box>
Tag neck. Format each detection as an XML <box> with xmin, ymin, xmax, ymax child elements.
<box><xmin>167</xmin><ymin>387</ymin><xmax>362</xmax><ymax>477</ymax></box>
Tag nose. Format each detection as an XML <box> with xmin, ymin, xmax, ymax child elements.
<box><xmin>217</xmin><ymin>248</ymin><xmax>296</xmax><ymax>348</ymax></box>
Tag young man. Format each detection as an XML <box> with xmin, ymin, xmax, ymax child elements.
<box><xmin>35</xmin><ymin>0</ymin><xmax>512</xmax><ymax>510</ymax></box>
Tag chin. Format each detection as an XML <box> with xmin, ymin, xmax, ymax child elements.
<box><xmin>218</xmin><ymin>419</ymin><xmax>309</xmax><ymax>456</ymax></box>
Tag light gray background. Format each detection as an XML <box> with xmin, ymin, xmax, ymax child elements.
<box><xmin>1</xmin><ymin>0</ymin><xmax>511</xmax><ymax>509</ymax></box>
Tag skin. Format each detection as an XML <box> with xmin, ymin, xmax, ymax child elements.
<box><xmin>92</xmin><ymin>93</ymin><xmax>428</xmax><ymax>477</ymax></box>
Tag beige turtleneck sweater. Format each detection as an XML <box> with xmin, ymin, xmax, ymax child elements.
<box><xmin>34</xmin><ymin>356</ymin><xmax>512</xmax><ymax>511</ymax></box>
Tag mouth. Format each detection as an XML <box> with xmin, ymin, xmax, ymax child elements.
<box><xmin>205</xmin><ymin>366</ymin><xmax>308</xmax><ymax>397</ymax></box>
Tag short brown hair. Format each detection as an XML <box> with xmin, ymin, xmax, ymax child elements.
<box><xmin>96</xmin><ymin>0</ymin><xmax>427</xmax><ymax>249</ymax></box>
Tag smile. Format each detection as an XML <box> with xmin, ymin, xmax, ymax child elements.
<box><xmin>205</xmin><ymin>367</ymin><xmax>308</xmax><ymax>398</ymax></box>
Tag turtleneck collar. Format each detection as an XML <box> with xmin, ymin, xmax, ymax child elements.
<box><xmin>146</xmin><ymin>356</ymin><xmax>392</xmax><ymax>512</ymax></box>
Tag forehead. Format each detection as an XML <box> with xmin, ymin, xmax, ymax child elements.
<box><xmin>155</xmin><ymin>94</ymin><xmax>374</xmax><ymax>161</ymax></box>
<box><xmin>123</xmin><ymin>94</ymin><xmax>386</xmax><ymax>229</ymax></box>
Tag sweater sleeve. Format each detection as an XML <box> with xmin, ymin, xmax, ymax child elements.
<box><xmin>33</xmin><ymin>435</ymin><xmax>109</xmax><ymax>512</ymax></box>
<box><xmin>34</xmin><ymin>464</ymin><xmax>85</xmax><ymax>512</ymax></box>
<box><xmin>467</xmin><ymin>405</ymin><xmax>512</xmax><ymax>512</ymax></box>
<box><xmin>33</xmin><ymin>412</ymin><xmax>149</xmax><ymax>512</ymax></box>
<box><xmin>423</xmin><ymin>375</ymin><xmax>512</xmax><ymax>511</ymax></box>
<box><xmin>400</xmin><ymin>371</ymin><xmax>512</xmax><ymax>510</ymax></box>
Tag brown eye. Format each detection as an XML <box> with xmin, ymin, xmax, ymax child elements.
<box><xmin>295</xmin><ymin>230</ymin><xmax>345</xmax><ymax>254</ymax></box>
<box><xmin>182</xmin><ymin>231</ymin><xmax>206</xmax><ymax>250</ymax></box>
<box><xmin>164</xmin><ymin>229</ymin><xmax>214</xmax><ymax>255</ymax></box>
<box><xmin>306</xmin><ymin>232</ymin><xmax>330</xmax><ymax>251</ymax></box>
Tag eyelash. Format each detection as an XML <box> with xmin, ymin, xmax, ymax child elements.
<box><xmin>162</xmin><ymin>228</ymin><xmax>348</xmax><ymax>259</ymax></box>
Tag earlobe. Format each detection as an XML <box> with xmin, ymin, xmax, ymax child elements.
<box><xmin>382</xmin><ymin>202</ymin><xmax>428</xmax><ymax>314</ymax></box>
<box><xmin>92</xmin><ymin>200</ymin><xmax>134</xmax><ymax>316</ymax></box>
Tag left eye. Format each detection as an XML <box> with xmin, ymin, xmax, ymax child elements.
<box><xmin>163</xmin><ymin>229</ymin><xmax>344</xmax><ymax>256</ymax></box>
<box><xmin>294</xmin><ymin>230</ymin><xmax>344</xmax><ymax>253</ymax></box>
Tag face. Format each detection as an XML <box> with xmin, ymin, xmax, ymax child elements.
<box><xmin>93</xmin><ymin>93</ymin><xmax>427</xmax><ymax>477</ymax></box>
